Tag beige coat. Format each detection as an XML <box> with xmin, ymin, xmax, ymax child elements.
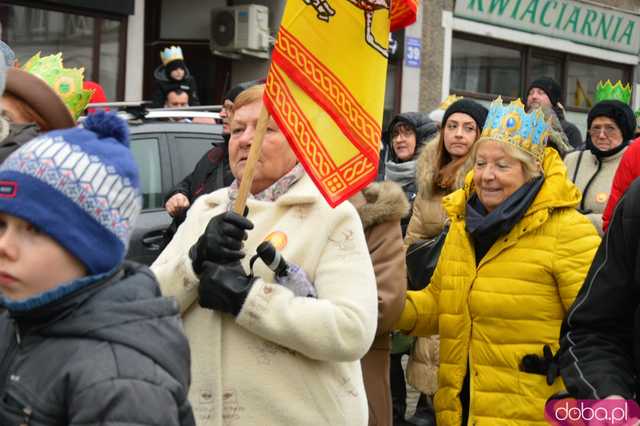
<box><xmin>564</xmin><ymin>147</ymin><xmax>627</xmax><ymax>235</ymax></box>
<box><xmin>404</xmin><ymin>140</ymin><xmax>470</xmax><ymax>246</ymax></box>
<box><xmin>351</xmin><ymin>181</ymin><xmax>409</xmax><ymax>426</ymax></box>
<box><xmin>403</xmin><ymin>140</ymin><xmax>471</xmax><ymax>396</ymax></box>
<box><xmin>151</xmin><ymin>174</ymin><xmax>378</xmax><ymax>426</ymax></box>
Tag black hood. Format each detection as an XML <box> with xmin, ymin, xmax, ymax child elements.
<box><xmin>38</xmin><ymin>262</ymin><xmax>190</xmax><ymax>390</ymax></box>
<box><xmin>384</xmin><ymin>112</ymin><xmax>438</xmax><ymax>161</ymax></box>
<box><xmin>153</xmin><ymin>63</ymin><xmax>193</xmax><ymax>83</ymax></box>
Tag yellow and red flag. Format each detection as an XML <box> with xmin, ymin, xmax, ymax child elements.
<box><xmin>264</xmin><ymin>0</ymin><xmax>416</xmax><ymax>207</ymax></box>
<box><xmin>391</xmin><ymin>0</ymin><xmax>418</xmax><ymax>31</ymax></box>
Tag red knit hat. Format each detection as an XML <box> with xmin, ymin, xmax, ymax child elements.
<box><xmin>83</xmin><ymin>81</ymin><xmax>110</xmax><ymax>114</ymax></box>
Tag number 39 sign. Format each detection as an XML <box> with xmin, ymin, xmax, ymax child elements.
<box><xmin>404</xmin><ymin>37</ymin><xmax>421</xmax><ymax>68</ymax></box>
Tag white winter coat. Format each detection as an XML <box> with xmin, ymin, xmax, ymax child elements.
<box><xmin>152</xmin><ymin>174</ymin><xmax>378</xmax><ymax>426</ymax></box>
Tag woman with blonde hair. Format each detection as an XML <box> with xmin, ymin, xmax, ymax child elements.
<box><xmin>401</xmin><ymin>99</ymin><xmax>487</xmax><ymax>425</ymax></box>
<box><xmin>396</xmin><ymin>98</ymin><xmax>600</xmax><ymax>425</ymax></box>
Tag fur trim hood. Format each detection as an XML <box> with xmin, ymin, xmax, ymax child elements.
<box><xmin>351</xmin><ymin>181</ymin><xmax>410</xmax><ymax>229</ymax></box>
<box><xmin>414</xmin><ymin>134</ymin><xmax>472</xmax><ymax>199</ymax></box>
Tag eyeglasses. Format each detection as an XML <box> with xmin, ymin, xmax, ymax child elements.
<box><xmin>392</xmin><ymin>127</ymin><xmax>414</xmax><ymax>139</ymax></box>
<box><xmin>589</xmin><ymin>125</ymin><xmax>620</xmax><ymax>138</ymax></box>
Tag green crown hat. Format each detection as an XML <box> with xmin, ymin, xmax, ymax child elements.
<box><xmin>21</xmin><ymin>52</ymin><xmax>93</xmax><ymax>121</ymax></box>
<box><xmin>594</xmin><ymin>80</ymin><xmax>632</xmax><ymax>105</ymax></box>
<box><xmin>479</xmin><ymin>97</ymin><xmax>551</xmax><ymax>163</ymax></box>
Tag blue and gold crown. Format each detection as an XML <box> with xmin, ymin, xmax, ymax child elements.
<box><xmin>479</xmin><ymin>97</ymin><xmax>551</xmax><ymax>163</ymax></box>
<box><xmin>160</xmin><ymin>45</ymin><xmax>184</xmax><ymax>66</ymax></box>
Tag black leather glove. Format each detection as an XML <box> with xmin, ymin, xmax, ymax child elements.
<box><xmin>198</xmin><ymin>261</ymin><xmax>256</xmax><ymax>316</ymax></box>
<box><xmin>521</xmin><ymin>344</ymin><xmax>560</xmax><ymax>385</ymax></box>
<box><xmin>190</xmin><ymin>210</ymin><xmax>254</xmax><ymax>274</ymax></box>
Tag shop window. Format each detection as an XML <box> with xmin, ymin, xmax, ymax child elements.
<box><xmin>1</xmin><ymin>4</ymin><xmax>125</xmax><ymax>100</ymax></box>
<box><xmin>529</xmin><ymin>54</ymin><xmax>562</xmax><ymax>86</ymax></box>
<box><xmin>99</xmin><ymin>19</ymin><xmax>123</xmax><ymax>100</ymax></box>
<box><xmin>451</xmin><ymin>36</ymin><xmax>521</xmax><ymax>98</ymax></box>
<box><xmin>451</xmin><ymin>33</ymin><xmax>632</xmax><ymax>114</ymax></box>
<box><xmin>5</xmin><ymin>6</ymin><xmax>94</xmax><ymax>77</ymax></box>
<box><xmin>566</xmin><ymin>60</ymin><xmax>628</xmax><ymax>110</ymax></box>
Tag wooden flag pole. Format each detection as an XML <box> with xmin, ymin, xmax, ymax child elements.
<box><xmin>232</xmin><ymin>105</ymin><xmax>270</xmax><ymax>215</ymax></box>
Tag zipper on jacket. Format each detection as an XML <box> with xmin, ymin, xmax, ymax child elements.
<box><xmin>0</xmin><ymin>320</ymin><xmax>21</xmax><ymax>397</ymax></box>
<box><xmin>15</xmin><ymin>320</ymin><xmax>21</xmax><ymax>345</ymax></box>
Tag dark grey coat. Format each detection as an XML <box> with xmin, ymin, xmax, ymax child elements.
<box><xmin>0</xmin><ymin>262</ymin><xmax>195</xmax><ymax>425</ymax></box>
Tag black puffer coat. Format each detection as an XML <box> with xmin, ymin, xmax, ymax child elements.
<box><xmin>559</xmin><ymin>177</ymin><xmax>640</xmax><ymax>401</ymax></box>
<box><xmin>0</xmin><ymin>262</ymin><xmax>195</xmax><ymax>425</ymax></box>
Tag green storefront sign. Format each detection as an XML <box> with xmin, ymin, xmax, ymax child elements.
<box><xmin>454</xmin><ymin>0</ymin><xmax>640</xmax><ymax>55</ymax></box>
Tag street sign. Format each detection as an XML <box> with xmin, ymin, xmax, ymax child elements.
<box><xmin>405</xmin><ymin>37</ymin><xmax>421</xmax><ymax>68</ymax></box>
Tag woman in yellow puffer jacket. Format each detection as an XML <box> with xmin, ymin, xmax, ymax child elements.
<box><xmin>396</xmin><ymin>98</ymin><xmax>601</xmax><ymax>426</ymax></box>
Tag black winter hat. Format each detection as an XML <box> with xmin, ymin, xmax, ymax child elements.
<box><xmin>441</xmin><ymin>99</ymin><xmax>488</xmax><ymax>130</ymax></box>
<box><xmin>588</xmin><ymin>100</ymin><xmax>637</xmax><ymax>142</ymax></box>
<box><xmin>165</xmin><ymin>59</ymin><xmax>186</xmax><ymax>77</ymax></box>
<box><xmin>528</xmin><ymin>77</ymin><xmax>562</xmax><ymax>106</ymax></box>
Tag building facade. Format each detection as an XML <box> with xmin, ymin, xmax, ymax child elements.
<box><xmin>421</xmin><ymin>0</ymin><xmax>640</xmax><ymax>132</ymax></box>
<box><xmin>0</xmin><ymin>0</ymin><xmax>425</xmax><ymax>127</ymax></box>
<box><xmin>0</xmin><ymin>1</ymin><xmax>133</xmax><ymax>101</ymax></box>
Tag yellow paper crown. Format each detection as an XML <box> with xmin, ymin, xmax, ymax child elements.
<box><xmin>160</xmin><ymin>46</ymin><xmax>184</xmax><ymax>66</ymax></box>
<box><xmin>479</xmin><ymin>97</ymin><xmax>551</xmax><ymax>163</ymax></box>
<box><xmin>437</xmin><ymin>94</ymin><xmax>464</xmax><ymax>111</ymax></box>
<box><xmin>21</xmin><ymin>52</ymin><xmax>93</xmax><ymax>121</ymax></box>
<box><xmin>594</xmin><ymin>80</ymin><xmax>632</xmax><ymax>104</ymax></box>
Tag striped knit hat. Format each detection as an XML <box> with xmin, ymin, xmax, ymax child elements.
<box><xmin>0</xmin><ymin>111</ymin><xmax>141</xmax><ymax>275</ymax></box>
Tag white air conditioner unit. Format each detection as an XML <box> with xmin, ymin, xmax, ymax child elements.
<box><xmin>210</xmin><ymin>5</ymin><xmax>270</xmax><ymax>59</ymax></box>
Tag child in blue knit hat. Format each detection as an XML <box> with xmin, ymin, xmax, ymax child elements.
<box><xmin>0</xmin><ymin>112</ymin><xmax>195</xmax><ymax>425</ymax></box>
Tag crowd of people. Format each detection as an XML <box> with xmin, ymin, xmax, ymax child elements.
<box><xmin>0</xmin><ymin>38</ymin><xmax>640</xmax><ymax>426</ymax></box>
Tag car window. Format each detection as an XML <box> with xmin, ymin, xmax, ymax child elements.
<box><xmin>170</xmin><ymin>135</ymin><xmax>217</xmax><ymax>183</ymax></box>
<box><xmin>130</xmin><ymin>137</ymin><xmax>163</xmax><ymax>209</ymax></box>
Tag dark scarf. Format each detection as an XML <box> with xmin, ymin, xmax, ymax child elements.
<box><xmin>585</xmin><ymin>135</ymin><xmax>629</xmax><ymax>159</ymax></box>
<box><xmin>466</xmin><ymin>176</ymin><xmax>544</xmax><ymax>265</ymax></box>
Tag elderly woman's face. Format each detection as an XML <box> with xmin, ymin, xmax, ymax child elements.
<box><xmin>229</xmin><ymin>100</ymin><xmax>297</xmax><ymax>194</ymax></box>
<box><xmin>589</xmin><ymin>116</ymin><xmax>623</xmax><ymax>151</ymax></box>
<box><xmin>473</xmin><ymin>140</ymin><xmax>527</xmax><ymax>213</ymax></box>
<box><xmin>391</xmin><ymin>123</ymin><xmax>416</xmax><ymax>162</ymax></box>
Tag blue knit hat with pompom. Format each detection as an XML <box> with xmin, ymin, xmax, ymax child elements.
<box><xmin>0</xmin><ymin>111</ymin><xmax>141</xmax><ymax>276</ymax></box>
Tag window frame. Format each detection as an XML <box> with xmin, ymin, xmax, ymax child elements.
<box><xmin>450</xmin><ymin>32</ymin><xmax>525</xmax><ymax>103</ymax></box>
<box><xmin>450</xmin><ymin>31</ymin><xmax>633</xmax><ymax>113</ymax></box>
<box><xmin>166</xmin><ymin>132</ymin><xmax>222</xmax><ymax>188</ymax></box>
<box><xmin>129</xmin><ymin>132</ymin><xmax>170</xmax><ymax>211</ymax></box>
<box><xmin>0</xmin><ymin>1</ymin><xmax>128</xmax><ymax>100</ymax></box>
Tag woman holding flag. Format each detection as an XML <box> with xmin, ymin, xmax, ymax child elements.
<box><xmin>152</xmin><ymin>85</ymin><xmax>378</xmax><ymax>425</ymax></box>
